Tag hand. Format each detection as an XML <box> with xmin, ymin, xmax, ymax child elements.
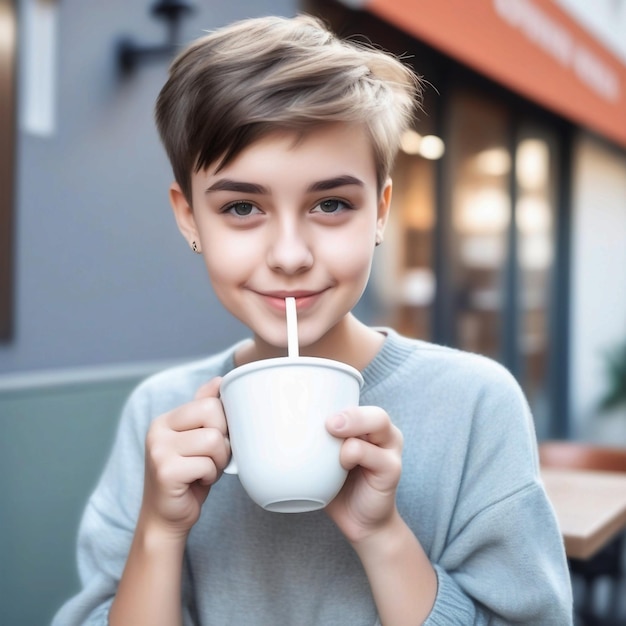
<box><xmin>141</xmin><ymin>377</ymin><xmax>230</xmax><ymax>538</ymax></box>
<box><xmin>324</xmin><ymin>406</ymin><xmax>404</xmax><ymax>545</ymax></box>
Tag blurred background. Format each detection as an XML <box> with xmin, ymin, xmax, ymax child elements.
<box><xmin>1</xmin><ymin>0</ymin><xmax>625</xmax><ymax>623</ymax></box>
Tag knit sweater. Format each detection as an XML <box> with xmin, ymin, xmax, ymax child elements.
<box><xmin>52</xmin><ymin>329</ymin><xmax>573</xmax><ymax>625</ymax></box>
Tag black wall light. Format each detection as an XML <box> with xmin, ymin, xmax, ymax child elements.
<box><xmin>118</xmin><ymin>0</ymin><xmax>195</xmax><ymax>74</ymax></box>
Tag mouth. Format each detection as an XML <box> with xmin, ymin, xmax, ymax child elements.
<box><xmin>255</xmin><ymin>289</ymin><xmax>327</xmax><ymax>312</ymax></box>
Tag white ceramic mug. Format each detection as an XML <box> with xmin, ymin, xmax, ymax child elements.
<box><xmin>220</xmin><ymin>356</ymin><xmax>363</xmax><ymax>513</ymax></box>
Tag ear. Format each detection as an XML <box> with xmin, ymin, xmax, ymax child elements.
<box><xmin>169</xmin><ymin>182</ymin><xmax>200</xmax><ymax>248</ymax></box>
<box><xmin>376</xmin><ymin>178</ymin><xmax>393</xmax><ymax>244</ymax></box>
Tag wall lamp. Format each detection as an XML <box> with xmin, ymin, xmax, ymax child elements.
<box><xmin>118</xmin><ymin>0</ymin><xmax>195</xmax><ymax>74</ymax></box>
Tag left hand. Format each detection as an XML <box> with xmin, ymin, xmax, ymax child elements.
<box><xmin>325</xmin><ymin>406</ymin><xmax>404</xmax><ymax>544</ymax></box>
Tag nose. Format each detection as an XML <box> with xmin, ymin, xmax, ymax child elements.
<box><xmin>266</xmin><ymin>218</ymin><xmax>314</xmax><ymax>275</ymax></box>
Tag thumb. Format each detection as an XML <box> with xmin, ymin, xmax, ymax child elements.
<box><xmin>194</xmin><ymin>376</ymin><xmax>222</xmax><ymax>400</ymax></box>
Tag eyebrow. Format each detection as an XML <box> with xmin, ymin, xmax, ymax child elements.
<box><xmin>307</xmin><ymin>175</ymin><xmax>365</xmax><ymax>192</ymax></box>
<box><xmin>205</xmin><ymin>175</ymin><xmax>364</xmax><ymax>195</ymax></box>
<box><xmin>205</xmin><ymin>179</ymin><xmax>267</xmax><ymax>194</ymax></box>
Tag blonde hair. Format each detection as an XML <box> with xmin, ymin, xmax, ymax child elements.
<box><xmin>155</xmin><ymin>14</ymin><xmax>422</xmax><ymax>201</ymax></box>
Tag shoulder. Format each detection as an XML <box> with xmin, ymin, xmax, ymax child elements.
<box><xmin>371</xmin><ymin>329</ymin><xmax>536</xmax><ymax>463</ymax></box>
<box><xmin>122</xmin><ymin>342</ymin><xmax>241</xmax><ymax>425</ymax></box>
<box><xmin>371</xmin><ymin>328</ymin><xmax>522</xmax><ymax>400</ymax></box>
<box><xmin>381</xmin><ymin>332</ymin><xmax>542</xmax><ymax>509</ymax></box>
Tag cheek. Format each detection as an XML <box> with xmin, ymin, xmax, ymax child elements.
<box><xmin>322</xmin><ymin>224</ymin><xmax>375</xmax><ymax>279</ymax></box>
<box><xmin>202</xmin><ymin>238</ymin><xmax>252</xmax><ymax>292</ymax></box>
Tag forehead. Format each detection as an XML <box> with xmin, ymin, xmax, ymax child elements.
<box><xmin>201</xmin><ymin>123</ymin><xmax>378</xmax><ymax>188</ymax></box>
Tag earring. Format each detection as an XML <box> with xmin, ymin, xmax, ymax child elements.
<box><xmin>375</xmin><ymin>236</ymin><xmax>383</xmax><ymax>247</ymax></box>
<box><xmin>191</xmin><ymin>241</ymin><xmax>201</xmax><ymax>254</ymax></box>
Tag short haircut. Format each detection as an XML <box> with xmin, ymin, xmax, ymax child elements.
<box><xmin>155</xmin><ymin>14</ymin><xmax>422</xmax><ymax>202</ymax></box>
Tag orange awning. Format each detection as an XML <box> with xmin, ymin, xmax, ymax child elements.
<box><xmin>358</xmin><ymin>0</ymin><xmax>626</xmax><ymax>148</ymax></box>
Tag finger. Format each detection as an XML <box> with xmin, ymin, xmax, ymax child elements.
<box><xmin>172</xmin><ymin>428</ymin><xmax>231</xmax><ymax>469</ymax></box>
<box><xmin>195</xmin><ymin>377</ymin><xmax>222</xmax><ymax>400</ymax></box>
<box><xmin>157</xmin><ymin>455</ymin><xmax>221</xmax><ymax>489</ymax></box>
<box><xmin>326</xmin><ymin>406</ymin><xmax>403</xmax><ymax>449</ymax></box>
<box><xmin>164</xmin><ymin>396</ymin><xmax>228</xmax><ymax>434</ymax></box>
<box><xmin>340</xmin><ymin>438</ymin><xmax>402</xmax><ymax>487</ymax></box>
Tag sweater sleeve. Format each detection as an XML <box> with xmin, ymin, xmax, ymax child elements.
<box><xmin>424</xmin><ymin>483</ymin><xmax>572</xmax><ymax>625</ymax></box>
<box><xmin>418</xmin><ymin>357</ymin><xmax>574</xmax><ymax>625</ymax></box>
<box><xmin>50</xmin><ymin>378</ymin><xmax>198</xmax><ymax>626</ymax></box>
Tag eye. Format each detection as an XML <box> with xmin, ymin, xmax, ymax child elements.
<box><xmin>223</xmin><ymin>201</ymin><xmax>261</xmax><ymax>217</ymax></box>
<box><xmin>312</xmin><ymin>198</ymin><xmax>352</xmax><ymax>214</ymax></box>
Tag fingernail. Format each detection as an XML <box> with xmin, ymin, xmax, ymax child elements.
<box><xmin>330</xmin><ymin>413</ymin><xmax>347</xmax><ymax>430</ymax></box>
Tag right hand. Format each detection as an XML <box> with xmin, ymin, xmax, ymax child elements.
<box><xmin>140</xmin><ymin>377</ymin><xmax>230</xmax><ymax>537</ymax></box>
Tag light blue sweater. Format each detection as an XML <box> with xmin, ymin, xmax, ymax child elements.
<box><xmin>53</xmin><ymin>329</ymin><xmax>573</xmax><ymax>625</ymax></box>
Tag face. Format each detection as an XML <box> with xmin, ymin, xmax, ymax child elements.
<box><xmin>171</xmin><ymin>123</ymin><xmax>391</xmax><ymax>361</ymax></box>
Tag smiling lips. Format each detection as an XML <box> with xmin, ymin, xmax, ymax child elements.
<box><xmin>257</xmin><ymin>290</ymin><xmax>327</xmax><ymax>312</ymax></box>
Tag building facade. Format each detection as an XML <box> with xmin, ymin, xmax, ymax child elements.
<box><xmin>308</xmin><ymin>0</ymin><xmax>626</xmax><ymax>441</ymax></box>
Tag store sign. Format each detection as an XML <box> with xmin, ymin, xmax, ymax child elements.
<box><xmin>494</xmin><ymin>0</ymin><xmax>619</xmax><ymax>103</ymax></box>
<box><xmin>553</xmin><ymin>0</ymin><xmax>626</xmax><ymax>66</ymax></box>
<box><xmin>353</xmin><ymin>0</ymin><xmax>626</xmax><ymax>148</ymax></box>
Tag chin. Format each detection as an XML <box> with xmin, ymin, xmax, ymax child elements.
<box><xmin>256</xmin><ymin>332</ymin><xmax>317</xmax><ymax>356</ymax></box>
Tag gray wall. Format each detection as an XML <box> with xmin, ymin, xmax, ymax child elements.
<box><xmin>1</xmin><ymin>0</ymin><xmax>308</xmax><ymax>374</ymax></box>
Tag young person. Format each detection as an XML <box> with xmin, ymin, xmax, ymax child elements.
<box><xmin>53</xmin><ymin>14</ymin><xmax>573</xmax><ymax>626</ymax></box>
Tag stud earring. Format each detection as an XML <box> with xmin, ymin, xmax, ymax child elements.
<box><xmin>375</xmin><ymin>236</ymin><xmax>383</xmax><ymax>247</ymax></box>
<box><xmin>191</xmin><ymin>241</ymin><xmax>201</xmax><ymax>254</ymax></box>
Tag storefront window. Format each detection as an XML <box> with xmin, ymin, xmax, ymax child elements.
<box><xmin>375</xmin><ymin>151</ymin><xmax>436</xmax><ymax>338</ymax></box>
<box><xmin>516</xmin><ymin>127</ymin><xmax>558</xmax><ymax>432</ymax></box>
<box><xmin>444</xmin><ymin>91</ymin><xmax>559</xmax><ymax>436</ymax></box>
<box><xmin>448</xmin><ymin>92</ymin><xmax>511</xmax><ymax>361</ymax></box>
<box><xmin>371</xmin><ymin>94</ymin><xmax>440</xmax><ymax>339</ymax></box>
<box><xmin>379</xmin><ymin>87</ymin><xmax>560</xmax><ymax>437</ymax></box>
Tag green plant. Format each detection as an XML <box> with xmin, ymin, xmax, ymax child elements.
<box><xmin>599</xmin><ymin>341</ymin><xmax>626</xmax><ymax>411</ymax></box>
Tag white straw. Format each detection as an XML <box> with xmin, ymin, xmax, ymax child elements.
<box><xmin>285</xmin><ymin>297</ymin><xmax>299</xmax><ymax>358</ymax></box>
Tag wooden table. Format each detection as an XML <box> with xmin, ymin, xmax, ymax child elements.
<box><xmin>541</xmin><ymin>467</ymin><xmax>626</xmax><ymax>560</ymax></box>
